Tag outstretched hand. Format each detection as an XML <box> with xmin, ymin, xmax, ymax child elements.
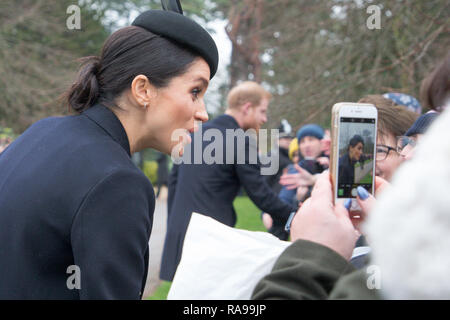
<box><xmin>279</xmin><ymin>164</ymin><xmax>317</xmax><ymax>190</ymax></box>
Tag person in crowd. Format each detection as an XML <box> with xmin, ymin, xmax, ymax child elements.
<box><xmin>280</xmin><ymin>124</ymin><xmax>327</xmax><ymax>205</ymax></box>
<box><xmin>155</xmin><ymin>151</ymin><xmax>169</xmax><ymax>199</ymax></box>
<box><xmin>382</xmin><ymin>92</ymin><xmax>422</xmax><ymax>114</ymax></box>
<box><xmin>354</xmin><ymin>111</ymin><xmax>440</xmax><ymax>232</ymax></box>
<box><xmin>0</xmin><ymin>4</ymin><xmax>219</xmax><ymax>299</ymax></box>
<box><xmin>420</xmin><ymin>52</ymin><xmax>450</xmax><ymax>113</ymax></box>
<box><xmin>261</xmin><ymin>137</ymin><xmax>303</xmax><ymax>236</ymax></box>
<box><xmin>274</xmin><ymin>96</ymin><xmax>418</xmax><ymax>259</ymax></box>
<box><xmin>252</xmin><ymin>105</ymin><xmax>450</xmax><ymax>299</ymax></box>
<box><xmin>288</xmin><ymin>138</ymin><xmax>300</xmax><ymax>163</ymax></box>
<box><xmin>281</xmin><ymin>96</ymin><xmax>418</xmax><ymax>190</ymax></box>
<box><xmin>263</xmin><ymin>122</ymin><xmax>294</xmax><ymax>195</ymax></box>
<box><xmin>338</xmin><ymin>134</ymin><xmax>365</xmax><ymax>185</ymax></box>
<box><xmin>397</xmin><ymin>112</ymin><xmax>439</xmax><ymax>161</ymax></box>
<box><xmin>262</xmin><ymin>124</ymin><xmax>327</xmax><ymax>240</ymax></box>
<box><xmin>160</xmin><ymin>81</ymin><xmax>298</xmax><ymax>281</ymax></box>
<box><xmin>358</xmin><ymin>95</ymin><xmax>418</xmax><ymax>182</ymax></box>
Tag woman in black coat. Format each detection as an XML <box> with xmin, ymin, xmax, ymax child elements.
<box><xmin>0</xmin><ymin>5</ymin><xmax>218</xmax><ymax>299</ymax></box>
<box><xmin>338</xmin><ymin>135</ymin><xmax>365</xmax><ymax>185</ymax></box>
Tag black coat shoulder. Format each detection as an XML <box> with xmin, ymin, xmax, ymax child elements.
<box><xmin>0</xmin><ymin>105</ymin><xmax>154</xmax><ymax>299</ymax></box>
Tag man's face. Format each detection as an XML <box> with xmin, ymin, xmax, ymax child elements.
<box><xmin>244</xmin><ymin>98</ymin><xmax>268</xmax><ymax>131</ymax></box>
<box><xmin>299</xmin><ymin>136</ymin><xmax>322</xmax><ymax>159</ymax></box>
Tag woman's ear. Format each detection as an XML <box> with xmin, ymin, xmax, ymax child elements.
<box><xmin>131</xmin><ymin>74</ymin><xmax>154</xmax><ymax>110</ymax></box>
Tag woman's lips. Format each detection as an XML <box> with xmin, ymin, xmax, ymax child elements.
<box><xmin>188</xmin><ymin>126</ymin><xmax>198</xmax><ymax>133</ymax></box>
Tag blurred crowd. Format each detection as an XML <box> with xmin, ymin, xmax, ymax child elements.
<box><xmin>252</xmin><ymin>52</ymin><xmax>450</xmax><ymax>299</ymax></box>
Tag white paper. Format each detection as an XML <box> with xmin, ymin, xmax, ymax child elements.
<box><xmin>168</xmin><ymin>213</ymin><xmax>291</xmax><ymax>300</ymax></box>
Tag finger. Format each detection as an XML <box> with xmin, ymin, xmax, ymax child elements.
<box><xmin>334</xmin><ymin>202</ymin><xmax>351</xmax><ymax>220</ymax></box>
<box><xmin>356</xmin><ymin>192</ymin><xmax>376</xmax><ymax>219</ymax></box>
<box><xmin>280</xmin><ymin>174</ymin><xmax>298</xmax><ymax>182</ymax></box>
<box><xmin>310</xmin><ymin>172</ymin><xmax>332</xmax><ymax>203</ymax></box>
<box><xmin>335</xmin><ymin>203</ymin><xmax>359</xmax><ymax>241</ymax></box>
<box><xmin>279</xmin><ymin>173</ymin><xmax>299</xmax><ymax>182</ymax></box>
<box><xmin>293</xmin><ymin>163</ymin><xmax>306</xmax><ymax>174</ymax></box>
<box><xmin>374</xmin><ymin>176</ymin><xmax>390</xmax><ymax>196</ymax></box>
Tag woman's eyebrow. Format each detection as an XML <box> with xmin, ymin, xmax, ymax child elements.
<box><xmin>194</xmin><ymin>77</ymin><xmax>209</xmax><ymax>88</ymax></box>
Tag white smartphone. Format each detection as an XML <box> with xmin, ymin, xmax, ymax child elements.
<box><xmin>330</xmin><ymin>103</ymin><xmax>378</xmax><ymax>210</ymax></box>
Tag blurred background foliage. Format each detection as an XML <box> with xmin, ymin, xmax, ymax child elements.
<box><xmin>0</xmin><ymin>0</ymin><xmax>448</xmax><ymax>136</ymax></box>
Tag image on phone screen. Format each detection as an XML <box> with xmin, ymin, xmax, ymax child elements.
<box><xmin>337</xmin><ymin>117</ymin><xmax>376</xmax><ymax>198</ymax></box>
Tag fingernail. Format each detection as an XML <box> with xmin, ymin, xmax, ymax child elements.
<box><xmin>344</xmin><ymin>199</ymin><xmax>352</xmax><ymax>210</ymax></box>
<box><xmin>357</xmin><ymin>186</ymin><xmax>369</xmax><ymax>200</ymax></box>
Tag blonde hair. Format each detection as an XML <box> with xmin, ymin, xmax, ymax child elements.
<box><xmin>226</xmin><ymin>81</ymin><xmax>272</xmax><ymax>110</ymax></box>
<box><xmin>288</xmin><ymin>138</ymin><xmax>299</xmax><ymax>160</ymax></box>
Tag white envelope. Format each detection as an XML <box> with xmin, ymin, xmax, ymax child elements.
<box><xmin>168</xmin><ymin>212</ymin><xmax>291</xmax><ymax>300</ymax></box>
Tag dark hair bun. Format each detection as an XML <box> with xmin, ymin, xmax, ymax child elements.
<box><xmin>67</xmin><ymin>56</ymin><xmax>101</xmax><ymax>113</ymax></box>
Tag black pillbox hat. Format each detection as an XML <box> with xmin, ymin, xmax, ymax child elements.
<box><xmin>132</xmin><ymin>10</ymin><xmax>219</xmax><ymax>79</ymax></box>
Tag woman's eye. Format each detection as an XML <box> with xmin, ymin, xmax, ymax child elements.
<box><xmin>191</xmin><ymin>88</ymin><xmax>201</xmax><ymax>99</ymax></box>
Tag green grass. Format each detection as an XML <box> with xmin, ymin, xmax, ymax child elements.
<box><xmin>147</xmin><ymin>196</ymin><xmax>265</xmax><ymax>300</ymax></box>
<box><xmin>147</xmin><ymin>280</ymin><xmax>172</xmax><ymax>300</ymax></box>
<box><xmin>233</xmin><ymin>196</ymin><xmax>266</xmax><ymax>232</ymax></box>
<box><xmin>354</xmin><ymin>158</ymin><xmax>372</xmax><ymax>169</ymax></box>
<box><xmin>359</xmin><ymin>171</ymin><xmax>373</xmax><ymax>184</ymax></box>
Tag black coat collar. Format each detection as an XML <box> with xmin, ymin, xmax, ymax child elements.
<box><xmin>215</xmin><ymin>114</ymin><xmax>241</xmax><ymax>129</ymax></box>
<box><xmin>82</xmin><ymin>104</ymin><xmax>131</xmax><ymax>157</ymax></box>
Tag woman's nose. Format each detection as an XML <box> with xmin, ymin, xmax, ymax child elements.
<box><xmin>195</xmin><ymin>110</ymin><xmax>208</xmax><ymax>123</ymax></box>
<box><xmin>195</xmin><ymin>102</ymin><xmax>209</xmax><ymax>123</ymax></box>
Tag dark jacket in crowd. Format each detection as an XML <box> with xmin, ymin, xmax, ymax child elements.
<box><xmin>160</xmin><ymin>114</ymin><xmax>297</xmax><ymax>281</ymax></box>
<box><xmin>338</xmin><ymin>153</ymin><xmax>356</xmax><ymax>185</ymax></box>
<box><xmin>156</xmin><ymin>152</ymin><xmax>169</xmax><ymax>186</ymax></box>
<box><xmin>271</xmin><ymin>157</ymin><xmax>327</xmax><ymax>240</ymax></box>
<box><xmin>263</xmin><ymin>147</ymin><xmax>291</xmax><ymax>195</ymax></box>
<box><xmin>0</xmin><ymin>104</ymin><xmax>154</xmax><ymax>299</ymax></box>
<box><xmin>278</xmin><ymin>157</ymin><xmax>327</xmax><ymax>207</ymax></box>
<box><xmin>252</xmin><ymin>240</ymin><xmax>381</xmax><ymax>300</ymax></box>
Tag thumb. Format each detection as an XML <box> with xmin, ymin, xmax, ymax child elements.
<box><xmin>335</xmin><ymin>202</ymin><xmax>359</xmax><ymax>237</ymax></box>
<box><xmin>355</xmin><ymin>186</ymin><xmax>376</xmax><ymax>219</ymax></box>
<box><xmin>335</xmin><ymin>201</ymin><xmax>351</xmax><ymax>220</ymax></box>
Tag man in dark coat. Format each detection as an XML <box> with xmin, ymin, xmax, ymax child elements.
<box><xmin>160</xmin><ymin>81</ymin><xmax>297</xmax><ymax>281</ymax></box>
<box><xmin>0</xmin><ymin>104</ymin><xmax>154</xmax><ymax>299</ymax></box>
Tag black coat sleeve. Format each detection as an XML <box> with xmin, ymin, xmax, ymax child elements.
<box><xmin>235</xmin><ymin>138</ymin><xmax>297</xmax><ymax>222</ymax></box>
<box><xmin>71</xmin><ymin>169</ymin><xmax>154</xmax><ymax>299</ymax></box>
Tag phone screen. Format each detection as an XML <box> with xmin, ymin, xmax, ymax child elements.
<box><xmin>337</xmin><ymin>117</ymin><xmax>376</xmax><ymax>198</ymax></box>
